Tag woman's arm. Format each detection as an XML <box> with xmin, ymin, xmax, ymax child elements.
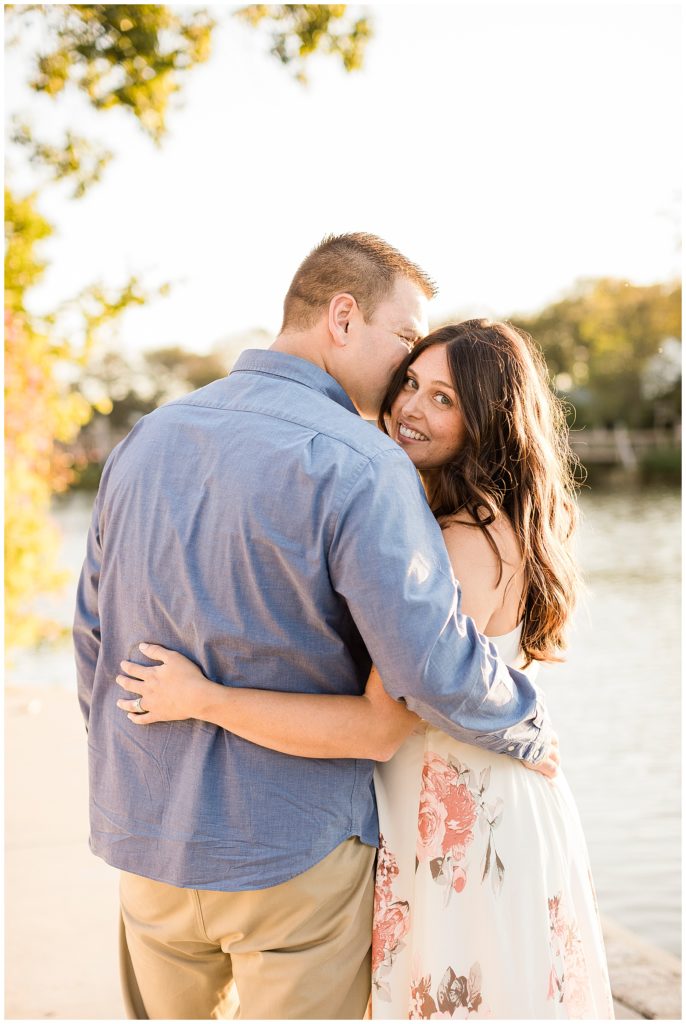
<box><xmin>116</xmin><ymin>644</ymin><xmax>419</xmax><ymax>762</ymax></box>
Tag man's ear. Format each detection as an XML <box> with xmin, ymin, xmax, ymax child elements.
<box><xmin>328</xmin><ymin>293</ymin><xmax>357</xmax><ymax>347</ymax></box>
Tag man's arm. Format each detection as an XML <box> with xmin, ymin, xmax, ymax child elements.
<box><xmin>327</xmin><ymin>449</ymin><xmax>553</xmax><ymax>766</ymax></box>
<box><xmin>73</xmin><ymin>496</ymin><xmax>104</xmax><ymax>730</ymax></box>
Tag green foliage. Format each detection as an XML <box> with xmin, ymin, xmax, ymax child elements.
<box><xmin>237</xmin><ymin>4</ymin><xmax>371</xmax><ymax>81</ymax></box>
<box><xmin>11</xmin><ymin>121</ymin><xmax>113</xmax><ymax>198</ymax></box>
<box><xmin>4</xmin><ymin>187</ymin><xmax>52</xmax><ymax>300</ymax></box>
<box><xmin>4</xmin><ymin>185</ymin><xmax>156</xmax><ymax>645</ymax></box>
<box><xmin>515</xmin><ymin>279</ymin><xmax>682</xmax><ymax>428</ymax></box>
<box><xmin>12</xmin><ymin>4</ymin><xmax>215</xmax><ymax>141</ymax></box>
<box><xmin>5</xmin><ymin>189</ymin><xmax>88</xmax><ymax>646</ymax></box>
<box><xmin>639</xmin><ymin>446</ymin><xmax>682</xmax><ymax>485</ymax></box>
<box><xmin>143</xmin><ymin>346</ymin><xmax>229</xmax><ymax>393</ymax></box>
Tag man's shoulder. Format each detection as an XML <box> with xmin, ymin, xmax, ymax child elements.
<box><xmin>160</xmin><ymin>373</ymin><xmax>401</xmax><ymax>463</ymax></box>
<box><xmin>303</xmin><ymin>402</ymin><xmax>401</xmax><ymax>462</ymax></box>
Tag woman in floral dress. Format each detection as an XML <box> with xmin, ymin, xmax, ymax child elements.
<box><xmin>116</xmin><ymin>321</ymin><xmax>614</xmax><ymax>1019</ymax></box>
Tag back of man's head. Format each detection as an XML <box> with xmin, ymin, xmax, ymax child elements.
<box><xmin>281</xmin><ymin>232</ymin><xmax>436</xmax><ymax>333</ymax></box>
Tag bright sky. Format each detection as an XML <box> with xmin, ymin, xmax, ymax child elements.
<box><xmin>5</xmin><ymin>2</ymin><xmax>682</xmax><ymax>355</ymax></box>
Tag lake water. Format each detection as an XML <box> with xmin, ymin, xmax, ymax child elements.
<box><xmin>6</xmin><ymin>486</ymin><xmax>681</xmax><ymax>957</ymax></box>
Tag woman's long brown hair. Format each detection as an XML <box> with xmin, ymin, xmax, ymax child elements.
<box><xmin>379</xmin><ymin>320</ymin><xmax>583</xmax><ymax>666</ymax></box>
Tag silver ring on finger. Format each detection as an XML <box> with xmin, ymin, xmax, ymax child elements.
<box><xmin>132</xmin><ymin>696</ymin><xmax>145</xmax><ymax>714</ymax></box>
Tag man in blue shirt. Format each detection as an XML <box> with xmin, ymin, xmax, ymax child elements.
<box><xmin>74</xmin><ymin>233</ymin><xmax>556</xmax><ymax>1019</ymax></box>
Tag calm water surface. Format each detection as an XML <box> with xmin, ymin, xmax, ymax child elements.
<box><xmin>539</xmin><ymin>486</ymin><xmax>681</xmax><ymax>957</ymax></box>
<box><xmin>8</xmin><ymin>486</ymin><xmax>681</xmax><ymax>956</ymax></box>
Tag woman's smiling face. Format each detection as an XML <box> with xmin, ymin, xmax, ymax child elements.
<box><xmin>389</xmin><ymin>343</ymin><xmax>466</xmax><ymax>471</ymax></box>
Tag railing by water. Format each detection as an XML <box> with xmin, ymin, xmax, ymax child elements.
<box><xmin>570</xmin><ymin>426</ymin><xmax>681</xmax><ymax>468</ymax></box>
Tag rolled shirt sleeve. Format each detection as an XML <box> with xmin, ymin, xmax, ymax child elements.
<box><xmin>328</xmin><ymin>448</ymin><xmax>553</xmax><ymax>764</ymax></box>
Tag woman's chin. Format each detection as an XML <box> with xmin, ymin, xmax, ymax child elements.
<box><xmin>392</xmin><ymin>426</ymin><xmax>433</xmax><ymax>470</ymax></box>
<box><xmin>406</xmin><ymin>450</ymin><xmax>430</xmax><ymax>472</ymax></box>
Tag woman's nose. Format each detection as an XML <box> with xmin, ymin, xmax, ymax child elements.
<box><xmin>401</xmin><ymin>392</ymin><xmax>422</xmax><ymax>418</ymax></box>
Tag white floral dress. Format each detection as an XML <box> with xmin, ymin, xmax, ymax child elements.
<box><xmin>371</xmin><ymin>626</ymin><xmax>614</xmax><ymax>1020</ymax></box>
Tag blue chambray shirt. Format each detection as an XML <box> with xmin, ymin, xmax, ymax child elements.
<box><xmin>74</xmin><ymin>350</ymin><xmax>551</xmax><ymax>891</ymax></box>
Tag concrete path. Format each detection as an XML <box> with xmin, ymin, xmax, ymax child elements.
<box><xmin>5</xmin><ymin>687</ymin><xmax>124</xmax><ymax>1019</ymax></box>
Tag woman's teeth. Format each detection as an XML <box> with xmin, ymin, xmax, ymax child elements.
<box><xmin>399</xmin><ymin>423</ymin><xmax>429</xmax><ymax>442</ymax></box>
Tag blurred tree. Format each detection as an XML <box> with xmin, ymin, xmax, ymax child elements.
<box><xmin>143</xmin><ymin>346</ymin><xmax>230</xmax><ymax>394</ymax></box>
<box><xmin>237</xmin><ymin>5</ymin><xmax>371</xmax><ymax>82</ymax></box>
<box><xmin>5</xmin><ymin>3</ymin><xmax>373</xmax><ymax>649</ymax></box>
<box><xmin>70</xmin><ymin>345</ymin><xmax>233</xmax><ymax>491</ymax></box>
<box><xmin>16</xmin><ymin>4</ymin><xmax>215</xmax><ymax>140</ymax></box>
<box><xmin>4</xmin><ymin>186</ymin><xmax>152</xmax><ymax>646</ymax></box>
<box><xmin>77</xmin><ymin>345</ymin><xmax>231</xmax><ymax>437</ymax></box>
<box><xmin>514</xmin><ymin>279</ymin><xmax>682</xmax><ymax>428</ymax></box>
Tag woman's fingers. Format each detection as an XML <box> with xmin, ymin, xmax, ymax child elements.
<box><xmin>522</xmin><ymin>751</ymin><xmax>559</xmax><ymax>779</ymax></box>
<box><xmin>115</xmin><ymin>695</ymin><xmax>158</xmax><ymax>724</ymax></box>
<box><xmin>115</xmin><ymin>695</ymin><xmax>159</xmax><ymax>725</ymax></box>
<box><xmin>116</xmin><ymin>673</ymin><xmax>148</xmax><ymax>693</ymax></box>
<box><xmin>138</xmin><ymin>642</ymin><xmax>170</xmax><ymax>663</ymax></box>
<box><xmin>117</xmin><ymin>698</ymin><xmax>145</xmax><ymax>714</ymax></box>
<box><xmin>120</xmin><ymin>659</ymin><xmax>152</xmax><ymax>680</ymax></box>
<box><xmin>127</xmin><ymin>711</ymin><xmax>157</xmax><ymax>725</ymax></box>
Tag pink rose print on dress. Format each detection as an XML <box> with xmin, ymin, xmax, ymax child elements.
<box><xmin>372</xmin><ymin>835</ymin><xmax>410</xmax><ymax>1002</ymax></box>
<box><xmin>547</xmin><ymin>891</ymin><xmax>593</xmax><ymax>1018</ymax></box>
<box><xmin>417</xmin><ymin>784</ymin><xmax>449</xmax><ymax>861</ymax></box>
<box><xmin>375</xmin><ymin>830</ymin><xmax>400</xmax><ymax>902</ymax></box>
<box><xmin>441</xmin><ymin>777</ymin><xmax>477</xmax><ymax>857</ymax></box>
<box><xmin>417</xmin><ymin>753</ymin><xmax>504</xmax><ymax>899</ymax></box>
<box><xmin>373</xmin><ymin>903</ymin><xmax>410</xmax><ymax>973</ymax></box>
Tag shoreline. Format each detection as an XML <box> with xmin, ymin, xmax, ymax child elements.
<box><xmin>5</xmin><ymin>686</ymin><xmax>681</xmax><ymax>1020</ymax></box>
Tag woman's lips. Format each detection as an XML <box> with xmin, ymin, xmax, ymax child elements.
<box><xmin>397</xmin><ymin>420</ymin><xmax>429</xmax><ymax>443</ymax></box>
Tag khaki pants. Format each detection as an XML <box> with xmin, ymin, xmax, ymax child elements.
<box><xmin>119</xmin><ymin>837</ymin><xmax>376</xmax><ymax>1020</ymax></box>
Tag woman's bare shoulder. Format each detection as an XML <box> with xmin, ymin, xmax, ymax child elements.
<box><xmin>440</xmin><ymin>512</ymin><xmax>520</xmax><ymax>569</ymax></box>
<box><xmin>440</xmin><ymin>513</ymin><xmax>524</xmax><ymax>629</ymax></box>
<box><xmin>440</xmin><ymin>519</ymin><xmax>503</xmax><ymax>600</ymax></box>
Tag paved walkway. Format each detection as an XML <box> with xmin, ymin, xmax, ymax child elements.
<box><xmin>5</xmin><ymin>687</ymin><xmax>124</xmax><ymax>1019</ymax></box>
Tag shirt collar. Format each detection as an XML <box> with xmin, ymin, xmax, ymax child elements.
<box><xmin>231</xmin><ymin>349</ymin><xmax>359</xmax><ymax>417</ymax></box>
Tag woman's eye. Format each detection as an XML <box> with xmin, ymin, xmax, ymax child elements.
<box><xmin>404</xmin><ymin>376</ymin><xmax>418</xmax><ymax>389</ymax></box>
<box><xmin>436</xmin><ymin>393</ymin><xmax>452</xmax><ymax>406</ymax></box>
